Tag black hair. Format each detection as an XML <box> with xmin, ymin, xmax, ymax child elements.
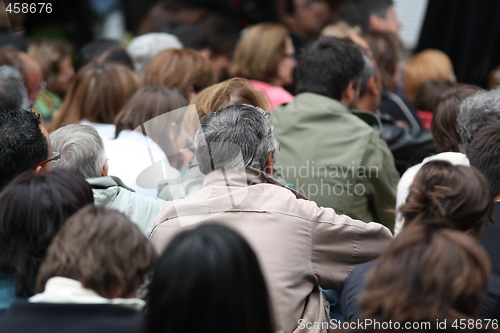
<box><xmin>0</xmin><ymin>26</ymin><xmax>28</xmax><ymax>52</ymax></box>
<box><xmin>467</xmin><ymin>123</ymin><xmax>500</xmax><ymax>196</ymax></box>
<box><xmin>145</xmin><ymin>223</ymin><xmax>274</xmax><ymax>333</ymax></box>
<box><xmin>158</xmin><ymin>22</ymin><xmax>209</xmax><ymax>51</ymax></box>
<box><xmin>340</xmin><ymin>0</ymin><xmax>394</xmax><ymax>33</ymax></box>
<box><xmin>0</xmin><ymin>109</ymin><xmax>49</xmax><ymax>191</ymax></box>
<box><xmin>0</xmin><ymin>169</ymin><xmax>94</xmax><ymax>297</ymax></box>
<box><xmin>296</xmin><ymin>37</ymin><xmax>364</xmax><ymax>101</ymax></box>
<box><xmin>75</xmin><ymin>39</ymin><xmax>121</xmax><ymax>71</ymax></box>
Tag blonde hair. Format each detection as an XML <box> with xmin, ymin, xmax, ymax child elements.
<box><xmin>185</xmin><ymin>78</ymin><xmax>269</xmax><ymax>137</ymax></box>
<box><xmin>50</xmin><ymin>62</ymin><xmax>139</xmax><ymax>131</ymax></box>
<box><xmin>321</xmin><ymin>21</ymin><xmax>362</xmax><ymax>38</ymax></box>
<box><xmin>230</xmin><ymin>23</ymin><xmax>289</xmax><ymax>83</ymax></box>
<box><xmin>142</xmin><ymin>48</ymin><xmax>216</xmax><ymax>100</ymax></box>
<box><xmin>404</xmin><ymin>49</ymin><xmax>454</xmax><ymax>102</ymax></box>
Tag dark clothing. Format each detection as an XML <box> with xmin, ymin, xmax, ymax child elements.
<box><xmin>481</xmin><ymin>202</ymin><xmax>500</xmax><ymax>276</ymax></box>
<box><xmin>341</xmin><ymin>260</ymin><xmax>500</xmax><ymax>320</ymax></box>
<box><xmin>353</xmin><ymin>110</ymin><xmax>437</xmax><ymax>175</ymax></box>
<box><xmin>380</xmin><ymin>90</ymin><xmax>422</xmax><ymax>129</ymax></box>
<box><xmin>0</xmin><ymin>300</ymin><xmax>143</xmax><ymax>333</ymax></box>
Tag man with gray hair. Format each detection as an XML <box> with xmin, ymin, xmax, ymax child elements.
<box><xmin>149</xmin><ymin>104</ymin><xmax>392</xmax><ymax>333</ymax></box>
<box><xmin>0</xmin><ymin>65</ymin><xmax>28</xmax><ymax>112</ymax></box>
<box><xmin>458</xmin><ymin>87</ymin><xmax>500</xmax><ymax>155</ymax></box>
<box><xmin>126</xmin><ymin>32</ymin><xmax>182</xmax><ymax>76</ymax></box>
<box><xmin>50</xmin><ymin>124</ymin><xmax>167</xmax><ymax>233</ymax></box>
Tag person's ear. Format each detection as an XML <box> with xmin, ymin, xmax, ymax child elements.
<box><xmin>265</xmin><ymin>151</ymin><xmax>274</xmax><ymax>175</ymax></box>
<box><xmin>34</xmin><ymin>165</ymin><xmax>43</xmax><ymax>174</ymax></box>
<box><xmin>341</xmin><ymin>82</ymin><xmax>355</xmax><ymax>106</ymax></box>
<box><xmin>368</xmin><ymin>76</ymin><xmax>379</xmax><ymax>96</ymax></box>
<box><xmin>187</xmin><ymin>86</ymin><xmax>196</xmax><ymax>101</ymax></box>
<box><xmin>102</xmin><ymin>161</ymin><xmax>109</xmax><ymax>177</ymax></box>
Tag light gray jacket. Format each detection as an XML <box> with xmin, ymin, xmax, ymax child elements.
<box><xmin>88</xmin><ymin>176</ymin><xmax>168</xmax><ymax>233</ymax></box>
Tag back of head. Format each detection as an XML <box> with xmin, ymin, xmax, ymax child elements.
<box><xmin>27</xmin><ymin>39</ymin><xmax>72</xmax><ymax>90</ymax></box>
<box><xmin>158</xmin><ymin>22</ymin><xmax>208</xmax><ymax>51</ymax></box>
<box><xmin>467</xmin><ymin>123</ymin><xmax>500</xmax><ymax>197</ymax></box>
<box><xmin>404</xmin><ymin>49</ymin><xmax>454</xmax><ymax>102</ymax></box>
<box><xmin>488</xmin><ymin>65</ymin><xmax>500</xmax><ymax>90</ymax></box>
<box><xmin>195</xmin><ymin>104</ymin><xmax>279</xmax><ymax>174</ymax></box>
<box><xmin>400</xmin><ymin>160</ymin><xmax>493</xmax><ymax>231</ymax></box>
<box><xmin>340</xmin><ymin>0</ymin><xmax>394</xmax><ymax>33</ymax></box>
<box><xmin>0</xmin><ymin>169</ymin><xmax>93</xmax><ymax>297</ymax></box>
<box><xmin>143</xmin><ymin>48</ymin><xmax>216</xmax><ymax>100</ymax></box>
<box><xmin>98</xmin><ymin>46</ymin><xmax>135</xmax><ymax>70</ymax></box>
<box><xmin>186</xmin><ymin>78</ymin><xmax>269</xmax><ymax>137</ymax></box>
<box><xmin>114</xmin><ymin>86</ymin><xmax>188</xmax><ymax>157</ymax></box>
<box><xmin>431</xmin><ymin>84</ymin><xmax>482</xmax><ymax>153</ymax></box>
<box><xmin>51</xmin><ymin>62</ymin><xmax>139</xmax><ymax>131</ymax></box>
<box><xmin>0</xmin><ymin>109</ymin><xmax>48</xmax><ymax>190</ymax></box>
<box><xmin>0</xmin><ymin>26</ymin><xmax>28</xmax><ymax>51</ymax></box>
<box><xmin>37</xmin><ymin>205</ymin><xmax>156</xmax><ymax>299</ymax></box>
<box><xmin>230</xmin><ymin>23</ymin><xmax>289</xmax><ymax>82</ymax></box>
<box><xmin>75</xmin><ymin>39</ymin><xmax>121</xmax><ymax>71</ymax></box>
<box><xmin>126</xmin><ymin>32</ymin><xmax>182</xmax><ymax>75</ymax></box>
<box><xmin>50</xmin><ymin>124</ymin><xmax>106</xmax><ymax>179</ymax></box>
<box><xmin>362</xmin><ymin>223</ymin><xmax>490</xmax><ymax>322</ymax></box>
<box><xmin>0</xmin><ymin>65</ymin><xmax>27</xmax><ymax>111</ymax></box>
<box><xmin>458</xmin><ymin>87</ymin><xmax>500</xmax><ymax>154</ymax></box>
<box><xmin>413</xmin><ymin>79</ymin><xmax>454</xmax><ymax>112</ymax></box>
<box><xmin>296</xmin><ymin>37</ymin><xmax>364</xmax><ymax>101</ymax></box>
<box><xmin>365</xmin><ymin>30</ymin><xmax>402</xmax><ymax>90</ymax></box>
<box><xmin>145</xmin><ymin>223</ymin><xmax>273</xmax><ymax>333</ymax></box>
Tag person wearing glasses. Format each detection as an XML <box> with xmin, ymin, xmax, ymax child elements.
<box><xmin>230</xmin><ymin>23</ymin><xmax>296</xmax><ymax>111</ymax></box>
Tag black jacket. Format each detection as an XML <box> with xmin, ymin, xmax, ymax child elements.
<box><xmin>0</xmin><ymin>300</ymin><xmax>143</xmax><ymax>333</ymax></box>
<box><xmin>353</xmin><ymin>110</ymin><xmax>436</xmax><ymax>175</ymax></box>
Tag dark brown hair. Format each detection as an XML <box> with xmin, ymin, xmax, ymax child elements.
<box><xmin>37</xmin><ymin>205</ymin><xmax>157</xmax><ymax>299</ymax></box>
<box><xmin>431</xmin><ymin>84</ymin><xmax>482</xmax><ymax>153</ymax></box>
<box><xmin>400</xmin><ymin>160</ymin><xmax>493</xmax><ymax>231</ymax></box>
<box><xmin>142</xmin><ymin>48</ymin><xmax>216</xmax><ymax>101</ymax></box>
<box><xmin>50</xmin><ymin>62</ymin><xmax>139</xmax><ymax>131</ymax></box>
<box><xmin>413</xmin><ymin>79</ymin><xmax>453</xmax><ymax>112</ymax></box>
<box><xmin>361</xmin><ymin>224</ymin><xmax>490</xmax><ymax>322</ymax></box>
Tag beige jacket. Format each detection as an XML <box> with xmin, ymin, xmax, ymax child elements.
<box><xmin>149</xmin><ymin>168</ymin><xmax>393</xmax><ymax>333</ymax></box>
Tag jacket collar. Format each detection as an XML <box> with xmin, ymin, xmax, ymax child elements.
<box><xmin>203</xmin><ymin>167</ymin><xmax>308</xmax><ymax>200</ymax></box>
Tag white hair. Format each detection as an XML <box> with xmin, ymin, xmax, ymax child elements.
<box><xmin>50</xmin><ymin>124</ymin><xmax>107</xmax><ymax>179</ymax></box>
<box><xmin>127</xmin><ymin>33</ymin><xmax>182</xmax><ymax>76</ymax></box>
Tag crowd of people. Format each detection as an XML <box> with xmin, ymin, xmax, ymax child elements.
<box><xmin>1</xmin><ymin>0</ymin><xmax>500</xmax><ymax>332</ymax></box>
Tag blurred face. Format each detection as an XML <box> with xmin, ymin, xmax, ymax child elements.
<box><xmin>373</xmin><ymin>7</ymin><xmax>402</xmax><ymax>35</ymax></box>
<box><xmin>272</xmin><ymin>37</ymin><xmax>297</xmax><ymax>87</ymax></box>
<box><xmin>49</xmin><ymin>56</ymin><xmax>74</xmax><ymax>96</ymax></box>
<box><xmin>292</xmin><ymin>0</ymin><xmax>331</xmax><ymax>38</ymax></box>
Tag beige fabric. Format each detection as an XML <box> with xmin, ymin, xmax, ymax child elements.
<box><xmin>149</xmin><ymin>168</ymin><xmax>392</xmax><ymax>333</ymax></box>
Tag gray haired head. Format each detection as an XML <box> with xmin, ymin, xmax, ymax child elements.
<box><xmin>50</xmin><ymin>124</ymin><xmax>107</xmax><ymax>179</ymax></box>
<box><xmin>126</xmin><ymin>32</ymin><xmax>182</xmax><ymax>76</ymax></box>
<box><xmin>457</xmin><ymin>88</ymin><xmax>500</xmax><ymax>154</ymax></box>
<box><xmin>194</xmin><ymin>104</ymin><xmax>280</xmax><ymax>175</ymax></box>
<box><xmin>0</xmin><ymin>65</ymin><xmax>28</xmax><ymax>111</ymax></box>
<box><xmin>359</xmin><ymin>53</ymin><xmax>377</xmax><ymax>97</ymax></box>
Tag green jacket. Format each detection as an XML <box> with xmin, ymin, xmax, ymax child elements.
<box><xmin>271</xmin><ymin>93</ymin><xmax>399</xmax><ymax>230</ymax></box>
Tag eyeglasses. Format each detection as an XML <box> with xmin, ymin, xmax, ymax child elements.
<box><xmin>34</xmin><ymin>151</ymin><xmax>62</xmax><ymax>169</ymax></box>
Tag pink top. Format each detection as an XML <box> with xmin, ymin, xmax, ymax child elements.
<box><xmin>249</xmin><ymin>80</ymin><xmax>295</xmax><ymax>111</ymax></box>
<box><xmin>417</xmin><ymin>110</ymin><xmax>433</xmax><ymax>129</ymax></box>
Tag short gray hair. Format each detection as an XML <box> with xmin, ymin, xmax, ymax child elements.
<box><xmin>194</xmin><ymin>104</ymin><xmax>280</xmax><ymax>175</ymax></box>
<box><xmin>127</xmin><ymin>32</ymin><xmax>182</xmax><ymax>76</ymax></box>
<box><xmin>457</xmin><ymin>88</ymin><xmax>500</xmax><ymax>154</ymax></box>
<box><xmin>50</xmin><ymin>124</ymin><xmax>107</xmax><ymax>178</ymax></box>
<box><xmin>0</xmin><ymin>65</ymin><xmax>28</xmax><ymax>111</ymax></box>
